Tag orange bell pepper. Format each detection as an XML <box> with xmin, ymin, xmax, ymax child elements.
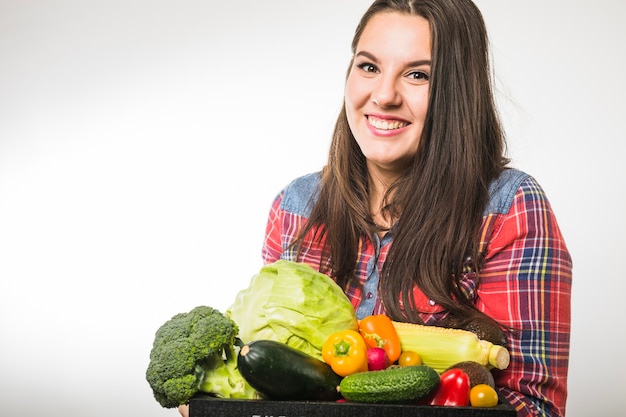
<box><xmin>322</xmin><ymin>329</ymin><xmax>368</xmax><ymax>377</ymax></box>
<box><xmin>358</xmin><ymin>314</ymin><xmax>402</xmax><ymax>363</ymax></box>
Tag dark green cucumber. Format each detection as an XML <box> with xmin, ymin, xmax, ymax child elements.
<box><xmin>339</xmin><ymin>365</ymin><xmax>440</xmax><ymax>403</ymax></box>
<box><xmin>237</xmin><ymin>340</ymin><xmax>342</xmax><ymax>401</ymax></box>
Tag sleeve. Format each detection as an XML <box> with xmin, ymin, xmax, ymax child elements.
<box><xmin>477</xmin><ymin>176</ymin><xmax>572</xmax><ymax>417</ymax></box>
<box><xmin>261</xmin><ymin>191</ymin><xmax>285</xmax><ymax>264</ymax></box>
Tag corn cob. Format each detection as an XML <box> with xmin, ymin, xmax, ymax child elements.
<box><xmin>391</xmin><ymin>321</ymin><xmax>510</xmax><ymax>374</ymax></box>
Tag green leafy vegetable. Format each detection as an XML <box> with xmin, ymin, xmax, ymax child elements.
<box><xmin>227</xmin><ymin>260</ymin><xmax>359</xmax><ymax>360</ymax></box>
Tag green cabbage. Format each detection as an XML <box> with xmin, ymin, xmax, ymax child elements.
<box><xmin>227</xmin><ymin>260</ymin><xmax>359</xmax><ymax>360</ymax></box>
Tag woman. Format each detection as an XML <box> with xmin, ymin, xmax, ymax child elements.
<box><xmin>262</xmin><ymin>0</ymin><xmax>572</xmax><ymax>416</ymax></box>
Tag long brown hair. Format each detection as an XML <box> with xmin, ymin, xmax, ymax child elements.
<box><xmin>294</xmin><ymin>0</ymin><xmax>509</xmax><ymax>323</ymax></box>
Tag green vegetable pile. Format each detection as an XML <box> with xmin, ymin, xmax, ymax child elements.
<box><xmin>227</xmin><ymin>260</ymin><xmax>359</xmax><ymax>360</ymax></box>
<box><xmin>145</xmin><ymin>260</ymin><xmax>360</xmax><ymax>409</ymax></box>
<box><xmin>145</xmin><ymin>306</ymin><xmax>258</xmax><ymax>408</ymax></box>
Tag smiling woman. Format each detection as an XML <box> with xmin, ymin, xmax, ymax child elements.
<box><xmin>261</xmin><ymin>1</ymin><xmax>572</xmax><ymax>417</ymax></box>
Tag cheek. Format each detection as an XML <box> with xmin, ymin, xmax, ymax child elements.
<box><xmin>408</xmin><ymin>92</ymin><xmax>430</xmax><ymax>120</ymax></box>
<box><xmin>344</xmin><ymin>75</ymin><xmax>369</xmax><ymax>115</ymax></box>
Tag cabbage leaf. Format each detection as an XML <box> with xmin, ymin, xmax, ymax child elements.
<box><xmin>227</xmin><ymin>260</ymin><xmax>359</xmax><ymax>360</ymax></box>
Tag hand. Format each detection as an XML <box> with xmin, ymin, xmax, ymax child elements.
<box><xmin>178</xmin><ymin>404</ymin><xmax>189</xmax><ymax>417</ymax></box>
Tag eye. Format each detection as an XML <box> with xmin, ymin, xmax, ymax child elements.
<box><xmin>407</xmin><ymin>70</ymin><xmax>430</xmax><ymax>84</ymax></box>
<box><xmin>356</xmin><ymin>62</ymin><xmax>379</xmax><ymax>74</ymax></box>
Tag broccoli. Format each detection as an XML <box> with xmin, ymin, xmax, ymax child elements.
<box><xmin>146</xmin><ymin>305</ymin><xmax>258</xmax><ymax>408</ymax></box>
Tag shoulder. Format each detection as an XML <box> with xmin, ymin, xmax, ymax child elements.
<box><xmin>485</xmin><ymin>168</ymin><xmax>545</xmax><ymax>215</ymax></box>
<box><xmin>280</xmin><ymin>171</ymin><xmax>322</xmax><ymax>216</ymax></box>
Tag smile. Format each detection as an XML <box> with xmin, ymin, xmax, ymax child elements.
<box><xmin>367</xmin><ymin>116</ymin><xmax>409</xmax><ymax>130</ymax></box>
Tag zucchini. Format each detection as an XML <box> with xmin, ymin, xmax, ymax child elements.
<box><xmin>339</xmin><ymin>365</ymin><xmax>440</xmax><ymax>403</ymax></box>
<box><xmin>237</xmin><ymin>340</ymin><xmax>342</xmax><ymax>401</ymax></box>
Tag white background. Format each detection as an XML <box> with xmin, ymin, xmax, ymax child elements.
<box><xmin>1</xmin><ymin>1</ymin><xmax>624</xmax><ymax>416</ymax></box>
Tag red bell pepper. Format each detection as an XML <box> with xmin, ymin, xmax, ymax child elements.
<box><xmin>429</xmin><ymin>368</ymin><xmax>470</xmax><ymax>406</ymax></box>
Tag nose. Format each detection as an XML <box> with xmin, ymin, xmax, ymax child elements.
<box><xmin>371</xmin><ymin>74</ymin><xmax>401</xmax><ymax>108</ymax></box>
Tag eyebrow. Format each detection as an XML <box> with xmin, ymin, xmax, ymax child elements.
<box><xmin>355</xmin><ymin>50</ymin><xmax>431</xmax><ymax>67</ymax></box>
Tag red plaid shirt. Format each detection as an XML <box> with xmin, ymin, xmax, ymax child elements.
<box><xmin>262</xmin><ymin>169</ymin><xmax>572</xmax><ymax>417</ymax></box>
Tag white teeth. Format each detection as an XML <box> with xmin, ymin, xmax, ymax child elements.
<box><xmin>368</xmin><ymin>117</ymin><xmax>408</xmax><ymax>130</ymax></box>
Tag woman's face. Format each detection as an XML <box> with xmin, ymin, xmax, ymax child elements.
<box><xmin>345</xmin><ymin>12</ymin><xmax>431</xmax><ymax>176</ymax></box>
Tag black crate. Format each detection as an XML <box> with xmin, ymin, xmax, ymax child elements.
<box><xmin>189</xmin><ymin>395</ymin><xmax>517</xmax><ymax>417</ymax></box>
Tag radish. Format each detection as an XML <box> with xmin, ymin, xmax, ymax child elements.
<box><xmin>367</xmin><ymin>347</ymin><xmax>389</xmax><ymax>371</ymax></box>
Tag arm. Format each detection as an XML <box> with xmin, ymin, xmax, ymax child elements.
<box><xmin>477</xmin><ymin>177</ymin><xmax>572</xmax><ymax>417</ymax></box>
<box><xmin>262</xmin><ymin>191</ymin><xmax>286</xmax><ymax>264</ymax></box>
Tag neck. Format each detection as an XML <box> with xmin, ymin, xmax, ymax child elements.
<box><xmin>368</xmin><ymin>171</ymin><xmax>398</xmax><ymax>232</ymax></box>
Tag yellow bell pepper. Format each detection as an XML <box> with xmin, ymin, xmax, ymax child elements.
<box><xmin>322</xmin><ymin>329</ymin><xmax>368</xmax><ymax>377</ymax></box>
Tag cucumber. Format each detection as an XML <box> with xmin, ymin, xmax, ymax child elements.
<box><xmin>339</xmin><ymin>365</ymin><xmax>440</xmax><ymax>403</ymax></box>
<box><xmin>237</xmin><ymin>339</ymin><xmax>342</xmax><ymax>401</ymax></box>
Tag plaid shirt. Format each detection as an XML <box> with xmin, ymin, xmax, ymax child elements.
<box><xmin>262</xmin><ymin>169</ymin><xmax>572</xmax><ymax>417</ymax></box>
